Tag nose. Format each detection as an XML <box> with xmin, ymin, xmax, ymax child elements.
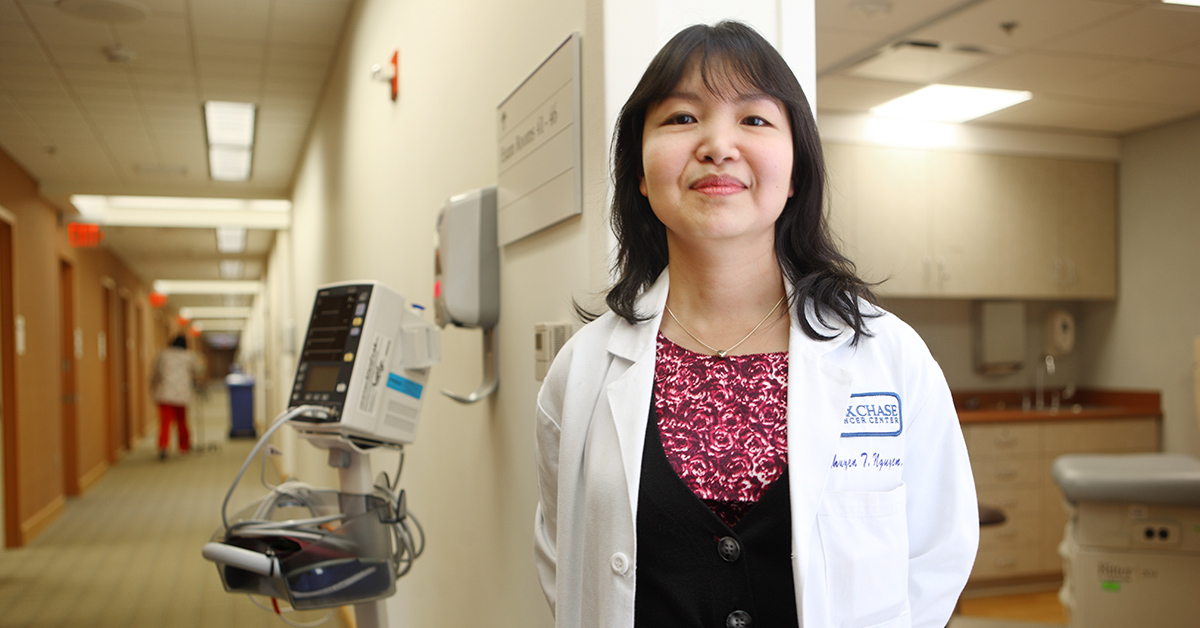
<box><xmin>696</xmin><ymin>120</ymin><xmax>739</xmax><ymax>164</ymax></box>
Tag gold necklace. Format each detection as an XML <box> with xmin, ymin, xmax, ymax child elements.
<box><xmin>664</xmin><ymin>294</ymin><xmax>787</xmax><ymax>358</ymax></box>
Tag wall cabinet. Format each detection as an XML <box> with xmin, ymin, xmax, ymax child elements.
<box><xmin>961</xmin><ymin>416</ymin><xmax>1159</xmax><ymax>583</ymax></box>
<box><xmin>824</xmin><ymin>143</ymin><xmax>1117</xmax><ymax>299</ymax></box>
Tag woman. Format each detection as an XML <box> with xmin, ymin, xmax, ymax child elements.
<box><xmin>150</xmin><ymin>334</ymin><xmax>199</xmax><ymax>459</ymax></box>
<box><xmin>534</xmin><ymin>21</ymin><xmax>977</xmax><ymax>628</ymax></box>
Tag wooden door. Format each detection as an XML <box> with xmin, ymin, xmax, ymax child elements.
<box><xmin>60</xmin><ymin>261</ymin><xmax>79</xmax><ymax>495</ymax></box>
<box><xmin>1</xmin><ymin>218</ymin><xmax>18</xmax><ymax>547</ymax></box>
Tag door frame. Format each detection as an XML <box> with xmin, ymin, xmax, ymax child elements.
<box><xmin>1</xmin><ymin>209</ymin><xmax>20</xmax><ymax>547</ymax></box>
<box><xmin>60</xmin><ymin>259</ymin><xmax>79</xmax><ymax>496</ymax></box>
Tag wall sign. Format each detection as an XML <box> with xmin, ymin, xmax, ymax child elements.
<box><xmin>496</xmin><ymin>33</ymin><xmax>581</xmax><ymax>246</ymax></box>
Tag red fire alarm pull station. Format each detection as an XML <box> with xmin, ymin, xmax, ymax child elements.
<box><xmin>68</xmin><ymin>223</ymin><xmax>104</xmax><ymax>248</ymax></box>
<box><xmin>390</xmin><ymin>50</ymin><xmax>399</xmax><ymax>101</ymax></box>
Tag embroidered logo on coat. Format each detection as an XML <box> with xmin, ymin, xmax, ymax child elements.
<box><xmin>841</xmin><ymin>392</ymin><xmax>902</xmax><ymax>437</ymax></box>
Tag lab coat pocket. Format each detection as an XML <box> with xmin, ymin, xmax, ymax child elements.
<box><xmin>816</xmin><ymin>483</ymin><xmax>910</xmax><ymax>628</ymax></box>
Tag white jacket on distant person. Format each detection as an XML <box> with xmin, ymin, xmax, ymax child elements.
<box><xmin>534</xmin><ymin>270</ymin><xmax>978</xmax><ymax>628</ymax></box>
<box><xmin>151</xmin><ymin>346</ymin><xmax>199</xmax><ymax>406</ymax></box>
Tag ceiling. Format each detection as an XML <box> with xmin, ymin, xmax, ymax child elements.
<box><xmin>1</xmin><ymin>0</ymin><xmax>1198</xmax><ymax>336</ymax></box>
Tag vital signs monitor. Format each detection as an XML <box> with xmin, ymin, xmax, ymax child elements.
<box><xmin>289</xmin><ymin>281</ymin><xmax>439</xmax><ymax>445</ymax></box>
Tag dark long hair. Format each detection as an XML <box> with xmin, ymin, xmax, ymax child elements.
<box><xmin>601</xmin><ymin>20</ymin><xmax>877</xmax><ymax>343</ymax></box>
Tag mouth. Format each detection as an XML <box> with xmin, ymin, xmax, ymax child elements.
<box><xmin>690</xmin><ymin>174</ymin><xmax>746</xmax><ymax>196</ymax></box>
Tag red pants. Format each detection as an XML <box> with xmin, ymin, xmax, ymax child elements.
<box><xmin>157</xmin><ymin>404</ymin><xmax>191</xmax><ymax>452</ymax></box>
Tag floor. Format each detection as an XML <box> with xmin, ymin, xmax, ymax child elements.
<box><xmin>1</xmin><ymin>386</ymin><xmax>1072</xmax><ymax>628</ymax></box>
<box><xmin>953</xmin><ymin>591</ymin><xmax>1066</xmax><ymax>627</ymax></box>
<box><xmin>0</xmin><ymin>387</ymin><xmax>314</xmax><ymax>628</ymax></box>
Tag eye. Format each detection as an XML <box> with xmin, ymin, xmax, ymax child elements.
<box><xmin>743</xmin><ymin>115</ymin><xmax>771</xmax><ymax>127</ymax></box>
<box><xmin>665</xmin><ymin>113</ymin><xmax>696</xmax><ymax>125</ymax></box>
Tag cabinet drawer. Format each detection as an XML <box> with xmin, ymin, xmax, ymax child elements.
<box><xmin>966</xmin><ymin>423</ymin><xmax>1040</xmax><ymax>458</ymax></box>
<box><xmin>971</xmin><ymin>545</ymin><xmax>1044</xmax><ymax>580</ymax></box>
<box><xmin>979</xmin><ymin>511</ymin><xmax>1040</xmax><ymax>551</ymax></box>
<box><xmin>972</xmin><ymin>454</ymin><xmax>1041</xmax><ymax>489</ymax></box>
<box><xmin>976</xmin><ymin>486</ymin><xmax>1040</xmax><ymax>518</ymax></box>
<box><xmin>1041</xmin><ymin>418</ymin><xmax>1159</xmax><ymax>455</ymax></box>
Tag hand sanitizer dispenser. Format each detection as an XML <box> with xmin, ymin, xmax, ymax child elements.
<box><xmin>434</xmin><ymin>186</ymin><xmax>500</xmax><ymax>404</ymax></box>
<box><xmin>434</xmin><ymin>187</ymin><xmax>499</xmax><ymax>329</ymax></box>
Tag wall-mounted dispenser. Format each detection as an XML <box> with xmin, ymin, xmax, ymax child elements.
<box><xmin>434</xmin><ymin>186</ymin><xmax>499</xmax><ymax>404</ymax></box>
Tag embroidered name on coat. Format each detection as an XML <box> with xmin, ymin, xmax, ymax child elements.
<box><xmin>841</xmin><ymin>392</ymin><xmax>902</xmax><ymax>437</ymax></box>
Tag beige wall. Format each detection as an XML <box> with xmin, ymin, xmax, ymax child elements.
<box><xmin>274</xmin><ymin>1</ymin><xmax>595</xmax><ymax>625</ymax></box>
<box><xmin>1076</xmin><ymin>115</ymin><xmax>1200</xmax><ymax>457</ymax></box>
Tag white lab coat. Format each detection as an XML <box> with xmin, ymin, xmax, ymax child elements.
<box><xmin>534</xmin><ymin>270</ymin><xmax>978</xmax><ymax>628</ymax></box>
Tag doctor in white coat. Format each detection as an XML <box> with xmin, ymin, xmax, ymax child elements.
<box><xmin>534</xmin><ymin>22</ymin><xmax>977</xmax><ymax>628</ymax></box>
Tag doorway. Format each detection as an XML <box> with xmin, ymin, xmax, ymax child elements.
<box><xmin>60</xmin><ymin>260</ymin><xmax>79</xmax><ymax>495</ymax></box>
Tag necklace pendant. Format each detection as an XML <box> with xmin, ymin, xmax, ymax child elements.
<box><xmin>716</xmin><ymin>350</ymin><xmax>728</xmax><ymax>358</ymax></box>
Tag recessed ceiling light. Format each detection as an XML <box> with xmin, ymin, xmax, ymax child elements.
<box><xmin>870</xmin><ymin>84</ymin><xmax>1031</xmax><ymax>123</ymax></box>
<box><xmin>215</xmin><ymin>227</ymin><xmax>247</xmax><ymax>254</ymax></box>
<box><xmin>219</xmin><ymin>260</ymin><xmax>245</xmax><ymax>279</ymax></box>
<box><xmin>209</xmin><ymin>146</ymin><xmax>252</xmax><ymax>182</ymax></box>
<box><xmin>204</xmin><ymin>101</ymin><xmax>256</xmax><ymax>181</ymax></box>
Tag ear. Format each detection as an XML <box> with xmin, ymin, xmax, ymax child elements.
<box><xmin>639</xmin><ymin>174</ymin><xmax>648</xmax><ymax>197</ymax></box>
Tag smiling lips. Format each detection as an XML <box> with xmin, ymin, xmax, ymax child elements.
<box><xmin>690</xmin><ymin>174</ymin><xmax>746</xmax><ymax>196</ymax></box>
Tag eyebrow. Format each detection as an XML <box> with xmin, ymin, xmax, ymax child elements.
<box><xmin>661</xmin><ymin>90</ymin><xmax>776</xmax><ymax>106</ymax></box>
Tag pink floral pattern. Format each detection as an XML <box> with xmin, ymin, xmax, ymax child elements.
<box><xmin>654</xmin><ymin>332</ymin><xmax>788</xmax><ymax>527</ymax></box>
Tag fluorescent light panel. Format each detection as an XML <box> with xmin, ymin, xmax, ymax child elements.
<box><xmin>204</xmin><ymin>101</ymin><xmax>256</xmax><ymax>182</ymax></box>
<box><xmin>1163</xmin><ymin>0</ymin><xmax>1200</xmax><ymax>6</ymax></box>
<box><xmin>871</xmin><ymin>84</ymin><xmax>1032</xmax><ymax>123</ymax></box>
<box><xmin>153</xmin><ymin>280</ymin><xmax>261</xmax><ymax>295</ymax></box>
<box><xmin>179</xmin><ymin>306</ymin><xmax>252</xmax><ymax>319</ymax></box>
<box><xmin>219</xmin><ymin>260</ymin><xmax>245</xmax><ymax>279</ymax></box>
<box><xmin>209</xmin><ymin>145</ymin><xmax>252</xmax><ymax>182</ymax></box>
<box><xmin>216</xmin><ymin>226</ymin><xmax>246</xmax><ymax>253</ymax></box>
<box><xmin>204</xmin><ymin>101</ymin><xmax>255</xmax><ymax>147</ymax></box>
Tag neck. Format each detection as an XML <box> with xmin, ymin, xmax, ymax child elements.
<box><xmin>661</xmin><ymin>236</ymin><xmax>789</xmax><ymax>355</ymax></box>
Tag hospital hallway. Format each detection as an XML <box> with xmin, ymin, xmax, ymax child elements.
<box><xmin>0</xmin><ymin>384</ymin><xmax>287</xmax><ymax>628</ymax></box>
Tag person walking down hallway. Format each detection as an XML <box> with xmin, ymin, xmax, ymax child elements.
<box><xmin>150</xmin><ymin>334</ymin><xmax>200</xmax><ymax>460</ymax></box>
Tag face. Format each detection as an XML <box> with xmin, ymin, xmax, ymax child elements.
<box><xmin>639</xmin><ymin>67</ymin><xmax>794</xmax><ymax>251</ymax></box>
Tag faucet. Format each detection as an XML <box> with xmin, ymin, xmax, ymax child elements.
<box><xmin>1035</xmin><ymin>354</ymin><xmax>1057</xmax><ymax>411</ymax></box>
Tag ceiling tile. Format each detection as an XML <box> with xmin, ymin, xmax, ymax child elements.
<box><xmin>192</xmin><ymin>0</ymin><xmax>270</xmax><ymax>41</ymax></box>
<box><xmin>1056</xmin><ymin>62</ymin><xmax>1200</xmax><ymax>107</ymax></box>
<box><xmin>0</xmin><ymin>20</ymin><xmax>36</xmax><ymax>44</ymax></box>
<box><xmin>911</xmin><ymin>0</ymin><xmax>1133</xmax><ymax>50</ymax></box>
<box><xmin>948</xmin><ymin>50</ymin><xmax>1139</xmax><ymax>91</ymax></box>
<box><xmin>132</xmin><ymin>71</ymin><xmax>196</xmax><ymax>92</ymax></box>
<box><xmin>816</xmin><ymin>0</ymin><xmax>966</xmax><ymax>37</ymax></box>
<box><xmin>815</xmin><ymin>75</ymin><xmax>919</xmax><ymax>112</ymax></box>
<box><xmin>199</xmin><ymin>58</ymin><xmax>264</xmax><ymax>80</ymax></box>
<box><xmin>0</xmin><ymin>1</ymin><xmax>24</xmax><ymax>23</ymax></box>
<box><xmin>268</xmin><ymin>42</ymin><xmax>334</xmax><ymax>65</ymax></box>
<box><xmin>22</xmin><ymin>4</ymin><xmax>114</xmax><ymax>48</ymax></box>
<box><xmin>113</xmin><ymin>14</ymin><xmax>189</xmax><ymax>46</ymax></box>
<box><xmin>1041</xmin><ymin>4</ymin><xmax>1200</xmax><ymax>59</ymax></box>
<box><xmin>1162</xmin><ymin>42</ymin><xmax>1200</xmax><ymax>66</ymax></box>
<box><xmin>136</xmin><ymin>0</ymin><xmax>188</xmax><ymax>14</ymax></box>
<box><xmin>195</xmin><ymin>38</ymin><xmax>265</xmax><ymax>63</ymax></box>
<box><xmin>0</xmin><ymin>41</ymin><xmax>50</xmax><ymax>63</ymax></box>
<box><xmin>59</xmin><ymin>65</ymin><xmax>132</xmax><ymax>86</ymax></box>
<box><xmin>974</xmin><ymin>94</ymin><xmax>1190</xmax><ymax>133</ymax></box>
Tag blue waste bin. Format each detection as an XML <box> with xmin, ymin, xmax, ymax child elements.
<box><xmin>226</xmin><ymin>373</ymin><xmax>256</xmax><ymax>438</ymax></box>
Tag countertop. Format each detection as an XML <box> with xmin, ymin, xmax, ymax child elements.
<box><xmin>953</xmin><ymin>388</ymin><xmax>1162</xmax><ymax>424</ymax></box>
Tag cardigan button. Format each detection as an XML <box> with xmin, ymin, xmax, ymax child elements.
<box><xmin>610</xmin><ymin>552</ymin><xmax>630</xmax><ymax>575</ymax></box>
<box><xmin>726</xmin><ymin>610</ymin><xmax>752</xmax><ymax>628</ymax></box>
<box><xmin>717</xmin><ymin>536</ymin><xmax>741</xmax><ymax>562</ymax></box>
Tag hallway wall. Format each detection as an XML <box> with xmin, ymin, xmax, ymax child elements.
<box><xmin>0</xmin><ymin>147</ymin><xmax>159</xmax><ymax>547</ymax></box>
